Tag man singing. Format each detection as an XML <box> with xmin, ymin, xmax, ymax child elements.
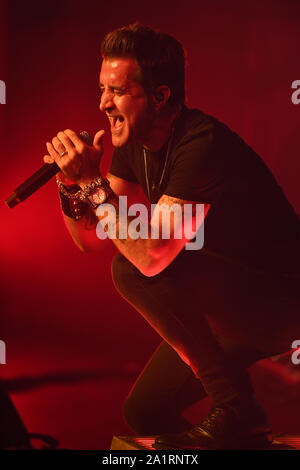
<box><xmin>44</xmin><ymin>23</ymin><xmax>300</xmax><ymax>449</ymax></box>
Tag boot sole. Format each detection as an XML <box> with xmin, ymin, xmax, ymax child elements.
<box><xmin>154</xmin><ymin>430</ymin><xmax>273</xmax><ymax>450</ymax></box>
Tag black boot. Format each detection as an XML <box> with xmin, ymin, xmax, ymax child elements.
<box><xmin>155</xmin><ymin>397</ymin><xmax>272</xmax><ymax>449</ymax></box>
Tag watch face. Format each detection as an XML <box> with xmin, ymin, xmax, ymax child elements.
<box><xmin>91</xmin><ymin>188</ymin><xmax>107</xmax><ymax>205</ymax></box>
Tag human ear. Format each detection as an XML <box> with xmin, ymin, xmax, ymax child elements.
<box><xmin>152</xmin><ymin>85</ymin><xmax>171</xmax><ymax>108</ymax></box>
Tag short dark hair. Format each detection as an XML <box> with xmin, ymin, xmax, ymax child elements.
<box><xmin>101</xmin><ymin>22</ymin><xmax>186</xmax><ymax>107</ymax></box>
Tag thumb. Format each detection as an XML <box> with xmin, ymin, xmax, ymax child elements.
<box><xmin>43</xmin><ymin>155</ymin><xmax>55</xmax><ymax>164</ymax></box>
<box><xmin>93</xmin><ymin>130</ymin><xmax>105</xmax><ymax>152</ymax></box>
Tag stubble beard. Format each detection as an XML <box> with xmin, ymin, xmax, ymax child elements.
<box><xmin>134</xmin><ymin>102</ymin><xmax>157</xmax><ymax>147</ymax></box>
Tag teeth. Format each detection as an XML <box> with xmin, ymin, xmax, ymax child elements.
<box><xmin>109</xmin><ymin>115</ymin><xmax>124</xmax><ymax>128</ymax></box>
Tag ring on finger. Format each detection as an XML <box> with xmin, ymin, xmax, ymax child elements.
<box><xmin>60</xmin><ymin>151</ymin><xmax>67</xmax><ymax>157</ymax></box>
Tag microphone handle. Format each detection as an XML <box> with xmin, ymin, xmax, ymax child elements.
<box><xmin>5</xmin><ymin>131</ymin><xmax>93</xmax><ymax>209</ymax></box>
<box><xmin>5</xmin><ymin>162</ymin><xmax>60</xmax><ymax>208</ymax></box>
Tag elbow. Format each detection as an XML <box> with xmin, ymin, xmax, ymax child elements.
<box><xmin>137</xmin><ymin>242</ymin><xmax>174</xmax><ymax>277</ymax></box>
<box><xmin>138</xmin><ymin>267</ymin><xmax>159</xmax><ymax>278</ymax></box>
<box><xmin>137</xmin><ymin>241</ymin><xmax>184</xmax><ymax>277</ymax></box>
<box><xmin>137</xmin><ymin>255</ymin><xmax>166</xmax><ymax>278</ymax></box>
<box><xmin>138</xmin><ymin>266</ymin><xmax>162</xmax><ymax>278</ymax></box>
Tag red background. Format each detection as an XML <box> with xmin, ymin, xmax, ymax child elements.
<box><xmin>0</xmin><ymin>0</ymin><xmax>300</xmax><ymax>449</ymax></box>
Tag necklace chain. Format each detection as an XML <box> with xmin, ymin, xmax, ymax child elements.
<box><xmin>143</xmin><ymin>122</ymin><xmax>176</xmax><ymax>201</ymax></box>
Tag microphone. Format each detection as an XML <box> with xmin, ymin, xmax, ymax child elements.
<box><xmin>5</xmin><ymin>131</ymin><xmax>93</xmax><ymax>208</ymax></box>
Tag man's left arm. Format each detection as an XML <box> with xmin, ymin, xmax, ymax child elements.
<box><xmin>45</xmin><ymin>128</ymin><xmax>211</xmax><ymax>276</ymax></box>
<box><xmin>96</xmin><ymin>192</ymin><xmax>210</xmax><ymax>277</ymax></box>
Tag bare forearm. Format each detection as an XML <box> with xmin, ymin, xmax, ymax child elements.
<box><xmin>63</xmin><ymin>207</ymin><xmax>101</xmax><ymax>252</ymax></box>
<box><xmin>95</xmin><ymin>193</ymin><xmax>182</xmax><ymax>276</ymax></box>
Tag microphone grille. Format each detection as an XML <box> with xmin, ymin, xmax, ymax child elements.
<box><xmin>79</xmin><ymin>131</ymin><xmax>93</xmax><ymax>146</ymax></box>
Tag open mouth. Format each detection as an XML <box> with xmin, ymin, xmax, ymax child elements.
<box><xmin>109</xmin><ymin>115</ymin><xmax>125</xmax><ymax>133</ymax></box>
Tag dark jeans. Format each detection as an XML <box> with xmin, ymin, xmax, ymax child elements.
<box><xmin>111</xmin><ymin>248</ymin><xmax>300</xmax><ymax>434</ymax></box>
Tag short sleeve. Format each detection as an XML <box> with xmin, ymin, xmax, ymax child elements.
<box><xmin>109</xmin><ymin>146</ymin><xmax>138</xmax><ymax>183</ymax></box>
<box><xmin>164</xmin><ymin>126</ymin><xmax>226</xmax><ymax>203</ymax></box>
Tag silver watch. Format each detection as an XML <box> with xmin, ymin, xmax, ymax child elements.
<box><xmin>87</xmin><ymin>184</ymin><xmax>113</xmax><ymax>208</ymax></box>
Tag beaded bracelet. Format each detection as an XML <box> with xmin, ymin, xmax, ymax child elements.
<box><xmin>57</xmin><ymin>180</ymin><xmax>89</xmax><ymax>221</ymax></box>
<box><xmin>56</xmin><ymin>175</ymin><xmax>111</xmax><ymax>220</ymax></box>
<box><xmin>59</xmin><ymin>192</ymin><xmax>89</xmax><ymax>220</ymax></box>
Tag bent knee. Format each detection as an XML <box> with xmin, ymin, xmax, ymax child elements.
<box><xmin>111</xmin><ymin>253</ymin><xmax>146</xmax><ymax>296</ymax></box>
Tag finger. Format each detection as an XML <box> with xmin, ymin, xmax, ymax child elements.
<box><xmin>57</xmin><ymin>131</ymin><xmax>77</xmax><ymax>153</ymax></box>
<box><xmin>64</xmin><ymin>129</ymin><xmax>85</xmax><ymax>150</ymax></box>
<box><xmin>46</xmin><ymin>141</ymin><xmax>58</xmax><ymax>158</ymax></box>
<box><xmin>93</xmin><ymin>130</ymin><xmax>105</xmax><ymax>151</ymax></box>
<box><xmin>52</xmin><ymin>136</ymin><xmax>66</xmax><ymax>155</ymax></box>
<box><xmin>43</xmin><ymin>154</ymin><xmax>54</xmax><ymax>164</ymax></box>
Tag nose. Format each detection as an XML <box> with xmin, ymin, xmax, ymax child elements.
<box><xmin>99</xmin><ymin>88</ymin><xmax>114</xmax><ymax>113</ymax></box>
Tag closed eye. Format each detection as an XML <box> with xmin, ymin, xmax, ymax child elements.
<box><xmin>99</xmin><ymin>86</ymin><xmax>127</xmax><ymax>96</ymax></box>
<box><xmin>114</xmin><ymin>90</ymin><xmax>125</xmax><ymax>96</ymax></box>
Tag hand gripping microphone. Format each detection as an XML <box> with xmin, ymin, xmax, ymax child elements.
<box><xmin>5</xmin><ymin>131</ymin><xmax>93</xmax><ymax>208</ymax></box>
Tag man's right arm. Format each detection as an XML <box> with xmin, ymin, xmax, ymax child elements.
<box><xmin>63</xmin><ymin>173</ymin><xmax>142</xmax><ymax>252</ymax></box>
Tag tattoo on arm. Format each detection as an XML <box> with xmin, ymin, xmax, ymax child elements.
<box><xmin>157</xmin><ymin>194</ymin><xmax>198</xmax><ymax>216</ymax></box>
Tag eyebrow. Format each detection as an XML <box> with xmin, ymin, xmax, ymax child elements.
<box><xmin>99</xmin><ymin>83</ymin><xmax>126</xmax><ymax>91</ymax></box>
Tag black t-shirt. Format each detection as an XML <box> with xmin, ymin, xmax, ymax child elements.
<box><xmin>110</xmin><ymin>106</ymin><xmax>300</xmax><ymax>273</ymax></box>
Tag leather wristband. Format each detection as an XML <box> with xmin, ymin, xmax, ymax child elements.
<box><xmin>58</xmin><ymin>185</ymin><xmax>89</xmax><ymax>220</ymax></box>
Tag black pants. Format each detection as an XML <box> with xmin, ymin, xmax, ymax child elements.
<box><xmin>111</xmin><ymin>249</ymin><xmax>300</xmax><ymax>434</ymax></box>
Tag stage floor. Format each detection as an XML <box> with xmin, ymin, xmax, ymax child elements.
<box><xmin>111</xmin><ymin>434</ymin><xmax>300</xmax><ymax>450</ymax></box>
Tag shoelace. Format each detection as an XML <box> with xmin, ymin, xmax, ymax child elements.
<box><xmin>195</xmin><ymin>405</ymin><xmax>239</xmax><ymax>437</ymax></box>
